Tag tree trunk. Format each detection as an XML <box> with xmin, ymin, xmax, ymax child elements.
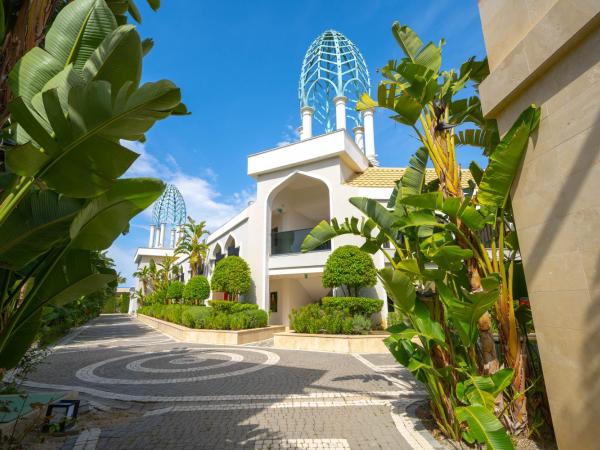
<box><xmin>0</xmin><ymin>0</ymin><xmax>62</xmax><ymax>129</ymax></box>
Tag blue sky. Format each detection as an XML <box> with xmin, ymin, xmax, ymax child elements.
<box><xmin>109</xmin><ymin>0</ymin><xmax>488</xmax><ymax>286</ymax></box>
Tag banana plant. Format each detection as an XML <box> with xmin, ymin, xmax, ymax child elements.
<box><xmin>0</xmin><ymin>0</ymin><xmax>184</xmax><ymax>370</ymax></box>
<box><xmin>302</xmin><ymin>22</ymin><xmax>541</xmax><ymax>446</ymax></box>
<box><xmin>0</xmin><ymin>0</ymin><xmax>186</xmax><ymax>226</ymax></box>
<box><xmin>0</xmin><ymin>179</ymin><xmax>163</xmax><ymax>368</ymax></box>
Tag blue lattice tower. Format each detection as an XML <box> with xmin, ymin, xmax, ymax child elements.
<box><xmin>149</xmin><ymin>184</ymin><xmax>187</xmax><ymax>248</ymax></box>
<box><xmin>299</xmin><ymin>30</ymin><xmax>371</xmax><ymax>134</ymax></box>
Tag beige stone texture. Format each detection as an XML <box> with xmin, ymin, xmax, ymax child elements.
<box><xmin>477</xmin><ymin>1</ymin><xmax>600</xmax><ymax>448</ymax></box>
<box><xmin>273</xmin><ymin>331</ymin><xmax>390</xmax><ymax>354</ymax></box>
<box><xmin>137</xmin><ymin>314</ymin><xmax>286</xmax><ymax>345</ymax></box>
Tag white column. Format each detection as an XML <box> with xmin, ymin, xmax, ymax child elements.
<box><xmin>148</xmin><ymin>224</ymin><xmax>156</xmax><ymax>248</ymax></box>
<box><xmin>353</xmin><ymin>126</ymin><xmax>365</xmax><ymax>151</ymax></box>
<box><xmin>300</xmin><ymin>106</ymin><xmax>314</xmax><ymax>140</ymax></box>
<box><xmin>158</xmin><ymin>223</ymin><xmax>166</xmax><ymax>248</ymax></box>
<box><xmin>333</xmin><ymin>96</ymin><xmax>347</xmax><ymax>130</ymax></box>
<box><xmin>170</xmin><ymin>228</ymin><xmax>176</xmax><ymax>248</ymax></box>
<box><xmin>362</xmin><ymin>108</ymin><xmax>378</xmax><ymax>166</ymax></box>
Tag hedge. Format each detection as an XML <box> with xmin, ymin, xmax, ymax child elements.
<box><xmin>321</xmin><ymin>297</ymin><xmax>383</xmax><ymax>316</ymax></box>
<box><xmin>139</xmin><ymin>304</ymin><xmax>267</xmax><ymax>330</ymax></box>
<box><xmin>289</xmin><ymin>303</ymin><xmax>371</xmax><ymax>335</ymax></box>
<box><xmin>208</xmin><ymin>300</ymin><xmax>258</xmax><ymax>314</ymax></box>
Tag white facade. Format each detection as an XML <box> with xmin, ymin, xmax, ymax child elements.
<box><xmin>202</xmin><ymin>125</ymin><xmax>391</xmax><ymax>326</ymax></box>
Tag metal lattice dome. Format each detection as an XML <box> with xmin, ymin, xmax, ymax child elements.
<box><xmin>299</xmin><ymin>30</ymin><xmax>370</xmax><ymax>133</ymax></box>
<box><xmin>152</xmin><ymin>184</ymin><xmax>186</xmax><ymax>226</ymax></box>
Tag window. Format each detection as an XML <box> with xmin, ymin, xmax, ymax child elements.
<box><xmin>269</xmin><ymin>292</ymin><xmax>278</xmax><ymax>313</ymax></box>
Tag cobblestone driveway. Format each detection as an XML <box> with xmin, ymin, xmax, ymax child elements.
<box><xmin>24</xmin><ymin>315</ymin><xmax>433</xmax><ymax>450</ymax></box>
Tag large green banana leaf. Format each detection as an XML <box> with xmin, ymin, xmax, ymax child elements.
<box><xmin>436</xmin><ymin>278</ymin><xmax>499</xmax><ymax>346</ymax></box>
<box><xmin>0</xmin><ymin>190</ymin><xmax>82</xmax><ymax>270</ymax></box>
<box><xmin>378</xmin><ymin>268</ymin><xmax>415</xmax><ymax>312</ymax></box>
<box><xmin>8</xmin><ymin>0</ymin><xmax>117</xmax><ymax>103</ymax></box>
<box><xmin>391</xmin><ymin>23</ymin><xmax>442</xmax><ymax>73</ymax></box>
<box><xmin>388</xmin><ymin>147</ymin><xmax>428</xmax><ymax>210</ymax></box>
<box><xmin>70</xmin><ymin>178</ymin><xmax>165</xmax><ymax>249</ymax></box>
<box><xmin>456</xmin><ymin>369</ymin><xmax>513</xmax><ymax>411</ymax></box>
<box><xmin>300</xmin><ymin>217</ymin><xmax>385</xmax><ymax>253</ymax></box>
<box><xmin>7</xmin><ymin>79</ymin><xmax>181</xmax><ymax>197</ymax></box>
<box><xmin>455</xmin><ymin>406</ymin><xmax>514</xmax><ymax>450</ymax></box>
<box><xmin>477</xmin><ymin>105</ymin><xmax>540</xmax><ymax>215</ymax></box>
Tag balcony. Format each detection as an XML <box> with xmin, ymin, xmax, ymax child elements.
<box><xmin>271</xmin><ymin>228</ymin><xmax>331</xmax><ymax>255</ymax></box>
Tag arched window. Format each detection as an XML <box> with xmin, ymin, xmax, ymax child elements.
<box><xmin>225</xmin><ymin>235</ymin><xmax>239</xmax><ymax>256</ymax></box>
<box><xmin>268</xmin><ymin>173</ymin><xmax>330</xmax><ymax>255</ymax></box>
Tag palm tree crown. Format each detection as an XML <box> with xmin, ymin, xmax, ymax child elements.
<box><xmin>175</xmin><ymin>216</ymin><xmax>209</xmax><ymax>276</ymax></box>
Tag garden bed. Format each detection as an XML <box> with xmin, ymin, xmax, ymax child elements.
<box><xmin>273</xmin><ymin>330</ymin><xmax>389</xmax><ymax>353</ymax></box>
<box><xmin>137</xmin><ymin>314</ymin><xmax>285</xmax><ymax>345</ymax></box>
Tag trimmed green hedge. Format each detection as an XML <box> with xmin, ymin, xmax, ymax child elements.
<box><xmin>139</xmin><ymin>304</ymin><xmax>267</xmax><ymax>330</ymax></box>
<box><xmin>321</xmin><ymin>297</ymin><xmax>383</xmax><ymax>316</ymax></box>
<box><xmin>208</xmin><ymin>300</ymin><xmax>258</xmax><ymax>314</ymax></box>
<box><xmin>289</xmin><ymin>303</ymin><xmax>371</xmax><ymax>335</ymax></box>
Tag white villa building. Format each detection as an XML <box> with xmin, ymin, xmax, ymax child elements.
<box><xmin>133</xmin><ymin>30</ymin><xmax>471</xmax><ymax>326</ymax></box>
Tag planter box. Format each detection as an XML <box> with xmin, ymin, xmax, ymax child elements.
<box><xmin>137</xmin><ymin>314</ymin><xmax>286</xmax><ymax>345</ymax></box>
<box><xmin>273</xmin><ymin>331</ymin><xmax>390</xmax><ymax>354</ymax></box>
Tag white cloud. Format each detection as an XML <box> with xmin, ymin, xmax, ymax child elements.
<box><xmin>111</xmin><ymin>141</ymin><xmax>255</xmax><ymax>286</ymax></box>
<box><xmin>276</xmin><ymin>124</ymin><xmax>300</xmax><ymax>147</ymax></box>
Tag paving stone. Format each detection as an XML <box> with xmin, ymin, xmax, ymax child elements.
<box><xmin>22</xmin><ymin>315</ymin><xmax>428</xmax><ymax>450</ymax></box>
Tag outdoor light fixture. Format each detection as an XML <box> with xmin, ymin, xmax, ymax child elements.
<box><xmin>43</xmin><ymin>399</ymin><xmax>80</xmax><ymax>433</ymax></box>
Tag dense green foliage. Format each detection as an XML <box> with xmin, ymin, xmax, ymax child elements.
<box><xmin>301</xmin><ymin>24</ymin><xmax>544</xmax><ymax>448</ymax></box>
<box><xmin>118</xmin><ymin>293</ymin><xmax>130</xmax><ymax>313</ymax></box>
<box><xmin>208</xmin><ymin>300</ymin><xmax>258</xmax><ymax>313</ymax></box>
<box><xmin>139</xmin><ymin>304</ymin><xmax>268</xmax><ymax>330</ymax></box>
<box><xmin>0</xmin><ymin>0</ymin><xmax>185</xmax><ymax>370</ymax></box>
<box><xmin>182</xmin><ymin>275</ymin><xmax>210</xmax><ymax>305</ymax></box>
<box><xmin>167</xmin><ymin>281</ymin><xmax>185</xmax><ymax>301</ymax></box>
<box><xmin>322</xmin><ymin>246</ymin><xmax>377</xmax><ymax>296</ymax></box>
<box><xmin>175</xmin><ymin>217</ymin><xmax>209</xmax><ymax>277</ymax></box>
<box><xmin>321</xmin><ymin>297</ymin><xmax>383</xmax><ymax>316</ymax></box>
<box><xmin>210</xmin><ymin>256</ymin><xmax>251</xmax><ymax>301</ymax></box>
<box><xmin>290</xmin><ymin>304</ymin><xmax>371</xmax><ymax>335</ymax></box>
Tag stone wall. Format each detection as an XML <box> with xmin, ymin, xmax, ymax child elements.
<box><xmin>477</xmin><ymin>1</ymin><xmax>600</xmax><ymax>448</ymax></box>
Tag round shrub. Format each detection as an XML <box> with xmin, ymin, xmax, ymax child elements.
<box><xmin>183</xmin><ymin>276</ymin><xmax>210</xmax><ymax>305</ymax></box>
<box><xmin>167</xmin><ymin>281</ymin><xmax>185</xmax><ymax>302</ymax></box>
<box><xmin>321</xmin><ymin>297</ymin><xmax>383</xmax><ymax>316</ymax></box>
<box><xmin>322</xmin><ymin>245</ymin><xmax>377</xmax><ymax>296</ymax></box>
<box><xmin>210</xmin><ymin>256</ymin><xmax>251</xmax><ymax>301</ymax></box>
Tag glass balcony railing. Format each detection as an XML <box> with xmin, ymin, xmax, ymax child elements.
<box><xmin>271</xmin><ymin>228</ymin><xmax>331</xmax><ymax>255</ymax></box>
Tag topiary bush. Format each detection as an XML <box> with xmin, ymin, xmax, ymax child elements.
<box><xmin>322</xmin><ymin>245</ymin><xmax>377</xmax><ymax>296</ymax></box>
<box><xmin>167</xmin><ymin>281</ymin><xmax>185</xmax><ymax>302</ymax></box>
<box><xmin>183</xmin><ymin>275</ymin><xmax>210</xmax><ymax>305</ymax></box>
<box><xmin>210</xmin><ymin>256</ymin><xmax>251</xmax><ymax>301</ymax></box>
<box><xmin>321</xmin><ymin>297</ymin><xmax>383</xmax><ymax>316</ymax></box>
